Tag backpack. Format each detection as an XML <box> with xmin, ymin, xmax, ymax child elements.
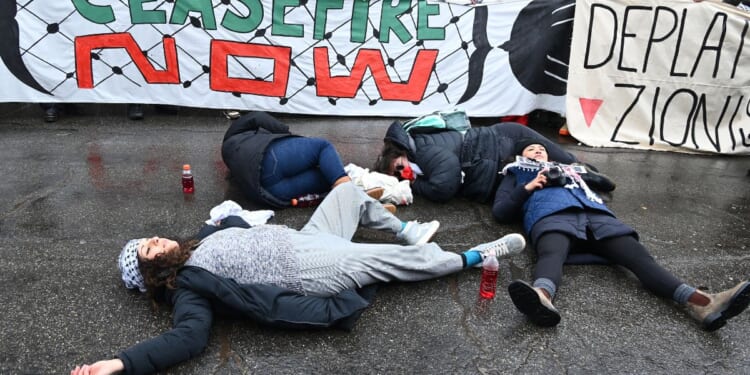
<box><xmin>402</xmin><ymin>109</ymin><xmax>471</xmax><ymax>135</ymax></box>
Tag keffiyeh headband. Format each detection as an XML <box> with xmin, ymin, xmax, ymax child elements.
<box><xmin>118</xmin><ymin>239</ymin><xmax>146</xmax><ymax>292</ymax></box>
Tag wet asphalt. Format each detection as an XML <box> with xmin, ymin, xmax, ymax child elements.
<box><xmin>0</xmin><ymin>103</ymin><xmax>748</xmax><ymax>374</ymax></box>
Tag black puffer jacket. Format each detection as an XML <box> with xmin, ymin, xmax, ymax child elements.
<box><xmin>116</xmin><ymin>216</ymin><xmax>376</xmax><ymax>375</ymax></box>
<box><xmin>383</xmin><ymin>121</ymin><xmax>578</xmax><ymax>203</ymax></box>
<box><xmin>221</xmin><ymin>112</ymin><xmax>298</xmax><ymax>207</ymax></box>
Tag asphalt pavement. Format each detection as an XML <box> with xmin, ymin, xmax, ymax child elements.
<box><xmin>0</xmin><ymin>103</ymin><xmax>749</xmax><ymax>374</ymax></box>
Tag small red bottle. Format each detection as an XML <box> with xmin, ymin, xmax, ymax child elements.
<box><xmin>182</xmin><ymin>164</ymin><xmax>194</xmax><ymax>194</ymax></box>
<box><xmin>290</xmin><ymin>193</ymin><xmax>325</xmax><ymax>207</ymax></box>
<box><xmin>479</xmin><ymin>251</ymin><xmax>499</xmax><ymax>300</ymax></box>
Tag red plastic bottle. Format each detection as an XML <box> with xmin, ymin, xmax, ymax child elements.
<box><xmin>182</xmin><ymin>164</ymin><xmax>194</xmax><ymax>194</ymax></box>
<box><xmin>479</xmin><ymin>251</ymin><xmax>499</xmax><ymax>300</ymax></box>
<box><xmin>290</xmin><ymin>193</ymin><xmax>325</xmax><ymax>207</ymax></box>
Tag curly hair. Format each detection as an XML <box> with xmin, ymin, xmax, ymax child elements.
<box><xmin>373</xmin><ymin>140</ymin><xmax>407</xmax><ymax>175</ymax></box>
<box><xmin>138</xmin><ymin>239</ymin><xmax>198</xmax><ymax>297</ymax></box>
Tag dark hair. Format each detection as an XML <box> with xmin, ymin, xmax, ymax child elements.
<box><xmin>374</xmin><ymin>140</ymin><xmax>407</xmax><ymax>175</ymax></box>
<box><xmin>138</xmin><ymin>239</ymin><xmax>198</xmax><ymax>296</ymax></box>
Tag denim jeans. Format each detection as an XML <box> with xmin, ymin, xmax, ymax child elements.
<box><xmin>261</xmin><ymin>137</ymin><xmax>347</xmax><ymax>201</ymax></box>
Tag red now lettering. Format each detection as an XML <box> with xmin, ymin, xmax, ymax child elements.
<box><xmin>75</xmin><ymin>33</ymin><xmax>179</xmax><ymax>88</ymax></box>
<box><xmin>210</xmin><ymin>40</ymin><xmax>291</xmax><ymax>97</ymax></box>
<box><xmin>313</xmin><ymin>47</ymin><xmax>438</xmax><ymax>101</ymax></box>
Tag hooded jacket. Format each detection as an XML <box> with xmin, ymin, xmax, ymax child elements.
<box><xmin>383</xmin><ymin>121</ymin><xmax>578</xmax><ymax>203</ymax></box>
<box><xmin>221</xmin><ymin>112</ymin><xmax>298</xmax><ymax>208</ymax></box>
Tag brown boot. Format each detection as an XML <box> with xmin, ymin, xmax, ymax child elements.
<box><xmin>365</xmin><ymin>187</ymin><xmax>385</xmax><ymax>200</ymax></box>
<box><xmin>508</xmin><ymin>280</ymin><xmax>561</xmax><ymax>327</ymax></box>
<box><xmin>686</xmin><ymin>281</ymin><xmax>750</xmax><ymax>331</ymax></box>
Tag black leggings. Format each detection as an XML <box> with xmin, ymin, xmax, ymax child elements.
<box><xmin>534</xmin><ymin>232</ymin><xmax>684</xmax><ymax>299</ymax></box>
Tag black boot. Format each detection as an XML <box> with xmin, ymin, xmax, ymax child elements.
<box><xmin>128</xmin><ymin>104</ymin><xmax>144</xmax><ymax>120</ymax></box>
<box><xmin>41</xmin><ymin>103</ymin><xmax>60</xmax><ymax>123</ymax></box>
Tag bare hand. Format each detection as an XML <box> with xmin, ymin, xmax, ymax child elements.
<box><xmin>70</xmin><ymin>359</ymin><xmax>124</xmax><ymax>375</ymax></box>
<box><xmin>525</xmin><ymin>169</ymin><xmax>548</xmax><ymax>192</ymax></box>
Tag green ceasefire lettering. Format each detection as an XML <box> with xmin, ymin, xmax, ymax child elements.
<box><xmin>130</xmin><ymin>0</ymin><xmax>166</xmax><ymax>24</ymax></box>
<box><xmin>170</xmin><ymin>0</ymin><xmax>217</xmax><ymax>29</ymax></box>
<box><xmin>272</xmin><ymin>0</ymin><xmax>304</xmax><ymax>37</ymax></box>
<box><xmin>222</xmin><ymin>0</ymin><xmax>264</xmax><ymax>33</ymax></box>
<box><xmin>379</xmin><ymin>0</ymin><xmax>412</xmax><ymax>43</ymax></box>
<box><xmin>417</xmin><ymin>0</ymin><xmax>443</xmax><ymax>40</ymax></box>
<box><xmin>314</xmin><ymin>0</ymin><xmax>344</xmax><ymax>40</ymax></box>
<box><xmin>72</xmin><ymin>0</ymin><xmax>115</xmax><ymax>24</ymax></box>
<box><xmin>72</xmin><ymin>0</ymin><xmax>446</xmax><ymax>43</ymax></box>
<box><xmin>350</xmin><ymin>0</ymin><xmax>371</xmax><ymax>43</ymax></box>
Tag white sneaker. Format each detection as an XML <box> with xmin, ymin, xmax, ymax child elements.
<box><xmin>397</xmin><ymin>220</ymin><xmax>440</xmax><ymax>245</ymax></box>
<box><xmin>474</xmin><ymin>233</ymin><xmax>526</xmax><ymax>259</ymax></box>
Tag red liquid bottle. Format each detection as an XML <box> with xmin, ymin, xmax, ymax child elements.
<box><xmin>290</xmin><ymin>193</ymin><xmax>325</xmax><ymax>207</ymax></box>
<box><xmin>479</xmin><ymin>250</ymin><xmax>499</xmax><ymax>300</ymax></box>
<box><xmin>182</xmin><ymin>164</ymin><xmax>194</xmax><ymax>194</ymax></box>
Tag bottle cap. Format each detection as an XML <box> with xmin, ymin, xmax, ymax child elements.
<box><xmin>183</xmin><ymin>164</ymin><xmax>191</xmax><ymax>170</ymax></box>
<box><xmin>290</xmin><ymin>198</ymin><xmax>298</xmax><ymax>206</ymax></box>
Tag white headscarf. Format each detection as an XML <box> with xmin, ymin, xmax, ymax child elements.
<box><xmin>118</xmin><ymin>239</ymin><xmax>146</xmax><ymax>292</ymax></box>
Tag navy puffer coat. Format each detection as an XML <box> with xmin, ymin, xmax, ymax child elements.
<box><xmin>383</xmin><ymin>121</ymin><xmax>578</xmax><ymax>203</ymax></box>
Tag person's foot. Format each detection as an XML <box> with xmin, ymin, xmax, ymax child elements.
<box><xmin>508</xmin><ymin>280</ymin><xmax>561</xmax><ymax>327</ymax></box>
<box><xmin>687</xmin><ymin>281</ymin><xmax>750</xmax><ymax>331</ymax></box>
<box><xmin>473</xmin><ymin>233</ymin><xmax>526</xmax><ymax>259</ymax></box>
<box><xmin>397</xmin><ymin>220</ymin><xmax>440</xmax><ymax>245</ymax></box>
<box><xmin>366</xmin><ymin>187</ymin><xmax>385</xmax><ymax>200</ymax></box>
<box><xmin>44</xmin><ymin>105</ymin><xmax>59</xmax><ymax>122</ymax></box>
<box><xmin>128</xmin><ymin>104</ymin><xmax>144</xmax><ymax>120</ymax></box>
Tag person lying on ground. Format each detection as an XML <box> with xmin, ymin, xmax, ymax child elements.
<box><xmin>372</xmin><ymin>119</ymin><xmax>614</xmax><ymax>205</ymax></box>
<box><xmin>223</xmin><ymin>111</ymin><xmax>391</xmax><ymax>210</ymax></box>
<box><xmin>70</xmin><ymin>181</ymin><xmax>526</xmax><ymax>375</ymax></box>
<box><xmin>491</xmin><ymin>138</ymin><xmax>750</xmax><ymax>330</ymax></box>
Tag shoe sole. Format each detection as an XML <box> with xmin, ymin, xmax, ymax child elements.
<box><xmin>413</xmin><ymin>221</ymin><xmax>440</xmax><ymax>246</ymax></box>
<box><xmin>508</xmin><ymin>281</ymin><xmax>561</xmax><ymax>327</ymax></box>
<box><xmin>366</xmin><ymin>187</ymin><xmax>385</xmax><ymax>200</ymax></box>
<box><xmin>703</xmin><ymin>281</ymin><xmax>750</xmax><ymax>332</ymax></box>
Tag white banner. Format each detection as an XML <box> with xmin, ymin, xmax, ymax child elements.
<box><xmin>567</xmin><ymin>0</ymin><xmax>750</xmax><ymax>154</ymax></box>
<box><xmin>0</xmin><ymin>0</ymin><xmax>576</xmax><ymax>117</ymax></box>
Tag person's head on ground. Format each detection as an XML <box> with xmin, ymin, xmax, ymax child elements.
<box><xmin>374</xmin><ymin>140</ymin><xmax>412</xmax><ymax>180</ymax></box>
<box><xmin>118</xmin><ymin>237</ymin><xmax>195</xmax><ymax>294</ymax></box>
<box><xmin>515</xmin><ymin>138</ymin><xmax>549</xmax><ymax>162</ymax></box>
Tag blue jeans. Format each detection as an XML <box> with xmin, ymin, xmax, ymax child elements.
<box><xmin>261</xmin><ymin>137</ymin><xmax>347</xmax><ymax>201</ymax></box>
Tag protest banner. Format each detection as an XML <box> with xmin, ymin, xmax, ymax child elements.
<box><xmin>1</xmin><ymin>0</ymin><xmax>575</xmax><ymax>117</ymax></box>
<box><xmin>566</xmin><ymin>0</ymin><xmax>750</xmax><ymax>154</ymax></box>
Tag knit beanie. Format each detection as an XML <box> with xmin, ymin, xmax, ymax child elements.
<box><xmin>514</xmin><ymin>137</ymin><xmax>545</xmax><ymax>156</ymax></box>
<box><xmin>118</xmin><ymin>239</ymin><xmax>146</xmax><ymax>292</ymax></box>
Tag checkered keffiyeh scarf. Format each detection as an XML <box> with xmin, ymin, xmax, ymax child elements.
<box><xmin>118</xmin><ymin>239</ymin><xmax>146</xmax><ymax>292</ymax></box>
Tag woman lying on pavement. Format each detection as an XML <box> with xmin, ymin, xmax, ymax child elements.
<box><xmin>492</xmin><ymin>138</ymin><xmax>750</xmax><ymax>330</ymax></box>
<box><xmin>70</xmin><ymin>182</ymin><xmax>526</xmax><ymax>375</ymax></box>
<box><xmin>372</xmin><ymin>119</ymin><xmax>615</xmax><ymax>205</ymax></box>
<box><xmin>223</xmin><ymin>111</ymin><xmax>393</xmax><ymax>210</ymax></box>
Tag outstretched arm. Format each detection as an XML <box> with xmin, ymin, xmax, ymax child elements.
<box><xmin>70</xmin><ymin>359</ymin><xmax>124</xmax><ymax>375</ymax></box>
<box><xmin>71</xmin><ymin>288</ymin><xmax>213</xmax><ymax>375</ymax></box>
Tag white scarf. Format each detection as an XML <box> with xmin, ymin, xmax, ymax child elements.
<box><xmin>501</xmin><ymin>156</ymin><xmax>603</xmax><ymax>204</ymax></box>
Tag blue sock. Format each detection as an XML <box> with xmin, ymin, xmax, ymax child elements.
<box><xmin>400</xmin><ymin>221</ymin><xmax>407</xmax><ymax>231</ymax></box>
<box><xmin>462</xmin><ymin>250</ymin><xmax>482</xmax><ymax>268</ymax></box>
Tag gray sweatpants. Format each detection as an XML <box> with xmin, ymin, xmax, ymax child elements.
<box><xmin>289</xmin><ymin>182</ymin><xmax>464</xmax><ymax>297</ymax></box>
